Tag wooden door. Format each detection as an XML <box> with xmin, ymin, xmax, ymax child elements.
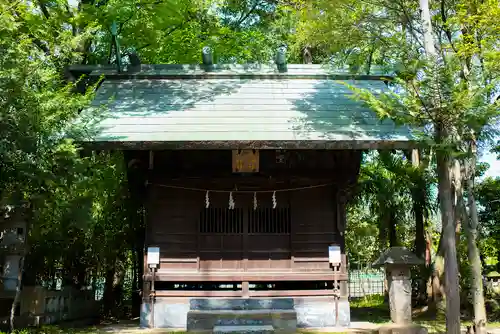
<box><xmin>246</xmin><ymin>206</ymin><xmax>291</xmax><ymax>271</ymax></box>
<box><xmin>198</xmin><ymin>207</ymin><xmax>244</xmax><ymax>271</ymax></box>
<box><xmin>198</xmin><ymin>194</ymin><xmax>291</xmax><ymax>272</ymax></box>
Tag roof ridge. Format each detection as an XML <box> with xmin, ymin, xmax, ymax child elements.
<box><xmin>69</xmin><ymin>64</ymin><xmax>392</xmax><ymax>81</ymax></box>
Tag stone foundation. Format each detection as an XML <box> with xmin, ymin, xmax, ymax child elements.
<box><xmin>295</xmin><ymin>298</ymin><xmax>350</xmax><ymax>328</ymax></box>
<box><xmin>140</xmin><ymin>297</ymin><xmax>350</xmax><ymax>329</ymax></box>
<box><xmin>140</xmin><ymin>299</ymin><xmax>190</xmax><ymax>328</ymax></box>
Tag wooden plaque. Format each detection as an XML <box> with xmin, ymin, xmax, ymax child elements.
<box><xmin>232</xmin><ymin>149</ymin><xmax>259</xmax><ymax>173</ymax></box>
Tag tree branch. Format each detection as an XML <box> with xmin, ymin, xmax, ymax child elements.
<box><xmin>118</xmin><ymin>12</ymin><xmax>136</xmax><ymax>35</ymax></box>
<box><xmin>37</xmin><ymin>0</ymin><xmax>50</xmax><ymax>20</ymax></box>
<box><xmin>107</xmin><ymin>39</ymin><xmax>114</xmax><ymax>64</ymax></box>
<box><xmin>134</xmin><ymin>17</ymin><xmax>193</xmax><ymax>52</ymax></box>
<box><xmin>31</xmin><ymin>38</ymin><xmax>51</xmax><ymax>55</ymax></box>
<box><xmin>440</xmin><ymin>0</ymin><xmax>458</xmax><ymax>54</ymax></box>
<box><xmin>10</xmin><ymin>9</ymin><xmax>52</xmax><ymax>55</ymax></box>
<box><xmin>398</xmin><ymin>2</ymin><xmax>424</xmax><ymax>49</ymax></box>
<box><xmin>235</xmin><ymin>0</ymin><xmax>262</xmax><ymax>28</ymax></box>
<box><xmin>409</xmin><ymin>81</ymin><xmax>436</xmax><ymax>123</ymax></box>
<box><xmin>359</xmin><ymin>0</ymin><xmax>400</xmax><ymax>12</ymax></box>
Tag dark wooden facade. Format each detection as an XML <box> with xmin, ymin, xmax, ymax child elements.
<box><xmin>141</xmin><ymin>149</ymin><xmax>361</xmax><ymax>299</ymax></box>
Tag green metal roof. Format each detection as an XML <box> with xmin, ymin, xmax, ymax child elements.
<box><xmin>80</xmin><ymin>64</ymin><xmax>414</xmax><ymax>149</ymax></box>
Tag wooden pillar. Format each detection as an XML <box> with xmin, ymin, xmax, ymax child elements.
<box><xmin>336</xmin><ymin>191</ymin><xmax>348</xmax><ymax>298</ymax></box>
<box><xmin>242</xmin><ymin>281</ymin><xmax>249</xmax><ymax>298</ymax></box>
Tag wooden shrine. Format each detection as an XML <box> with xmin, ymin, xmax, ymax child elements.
<box><xmin>73</xmin><ymin>48</ymin><xmax>413</xmax><ymax>330</ymax></box>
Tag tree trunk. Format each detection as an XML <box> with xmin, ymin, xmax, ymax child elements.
<box><xmin>429</xmin><ymin>232</ymin><xmax>446</xmax><ymax>317</ymax></box>
<box><xmin>388</xmin><ymin>209</ymin><xmax>398</xmax><ymax>247</ymax></box>
<box><xmin>112</xmin><ymin>264</ymin><xmax>125</xmax><ymax>318</ymax></box>
<box><xmin>21</xmin><ymin>250</ymin><xmax>40</xmax><ymax>286</ymax></box>
<box><xmin>10</xmin><ymin>256</ymin><xmax>25</xmax><ymax>331</ymax></box>
<box><xmin>436</xmin><ymin>130</ymin><xmax>461</xmax><ymax>334</ymax></box>
<box><xmin>379</xmin><ymin>217</ymin><xmax>387</xmax><ymax>251</ymax></box>
<box><xmin>406</xmin><ymin>149</ymin><xmax>429</xmax><ymax>305</ymax></box>
<box><xmin>410</xmin><ymin>149</ymin><xmax>427</xmax><ymax>260</ymax></box>
<box><xmin>103</xmin><ymin>264</ymin><xmax>116</xmax><ymax>316</ymax></box>
<box><xmin>10</xmin><ymin>207</ymin><xmax>30</xmax><ymax>332</ymax></box>
<box><xmin>414</xmin><ymin>198</ymin><xmax>426</xmax><ymax>258</ymax></box>
<box><xmin>426</xmin><ymin>230</ymin><xmax>435</xmax><ymax>302</ymax></box>
<box><xmin>419</xmin><ymin>0</ymin><xmax>460</xmax><ymax>330</ymax></box>
<box><xmin>419</xmin><ymin>0</ymin><xmax>437</xmax><ymax>56</ymax></box>
<box><xmin>464</xmin><ymin>144</ymin><xmax>487</xmax><ymax>334</ymax></box>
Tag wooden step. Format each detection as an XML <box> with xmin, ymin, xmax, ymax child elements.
<box><xmin>190</xmin><ymin>298</ymin><xmax>294</xmax><ymax>311</ymax></box>
<box><xmin>187</xmin><ymin>309</ymin><xmax>296</xmax><ymax>332</ymax></box>
<box><xmin>213</xmin><ymin>325</ymin><xmax>274</xmax><ymax>333</ymax></box>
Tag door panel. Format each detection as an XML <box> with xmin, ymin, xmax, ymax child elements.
<box><xmin>198</xmin><ymin>206</ymin><xmax>291</xmax><ymax>272</ymax></box>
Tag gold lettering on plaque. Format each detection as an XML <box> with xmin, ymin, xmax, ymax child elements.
<box><xmin>232</xmin><ymin>149</ymin><xmax>259</xmax><ymax>173</ymax></box>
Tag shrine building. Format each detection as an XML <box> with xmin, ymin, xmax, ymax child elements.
<box><xmin>75</xmin><ymin>48</ymin><xmax>413</xmax><ymax>332</ymax></box>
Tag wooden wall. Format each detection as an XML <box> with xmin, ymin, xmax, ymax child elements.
<box><xmin>145</xmin><ymin>181</ymin><xmax>348</xmax><ymax>282</ymax></box>
<box><xmin>142</xmin><ymin>149</ymin><xmax>361</xmax><ymax>296</ymax></box>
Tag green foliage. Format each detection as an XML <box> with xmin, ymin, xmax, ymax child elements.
<box><xmin>476</xmin><ymin>177</ymin><xmax>500</xmax><ymax>269</ymax></box>
<box><xmin>1</xmin><ymin>0</ymin><xmax>498</xmax><ymax>329</ymax></box>
<box><xmin>3</xmin><ymin>325</ymin><xmax>111</xmax><ymax>334</ymax></box>
<box><xmin>345</xmin><ymin>203</ymin><xmax>379</xmax><ymax>264</ymax></box>
<box><xmin>296</xmin><ymin>0</ymin><xmax>499</xmax><ymax>145</ymax></box>
<box><xmin>0</xmin><ymin>4</ymin><xmax>94</xmax><ymax>208</ymax></box>
<box><xmin>0</xmin><ymin>0</ymin><xmax>141</xmax><ymax>316</ymax></box>
<box><xmin>349</xmin><ymin>294</ymin><xmax>390</xmax><ymax>324</ymax></box>
<box><xmin>346</xmin><ymin>150</ymin><xmax>436</xmax><ymax>264</ymax></box>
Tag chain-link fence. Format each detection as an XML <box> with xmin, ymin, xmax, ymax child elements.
<box><xmin>348</xmin><ymin>263</ymin><xmax>385</xmax><ymax>298</ymax></box>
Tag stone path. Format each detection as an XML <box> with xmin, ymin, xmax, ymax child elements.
<box><xmin>94</xmin><ymin>321</ymin><xmax>170</xmax><ymax>333</ymax></box>
<box><xmin>487</xmin><ymin>329</ymin><xmax>500</xmax><ymax>334</ymax></box>
<box><xmin>94</xmin><ymin>321</ymin><xmax>500</xmax><ymax>333</ymax></box>
<box><xmin>95</xmin><ymin>321</ymin><xmax>378</xmax><ymax>333</ymax></box>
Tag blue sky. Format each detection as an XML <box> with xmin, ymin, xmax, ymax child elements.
<box><xmin>481</xmin><ymin>150</ymin><xmax>500</xmax><ymax>178</ymax></box>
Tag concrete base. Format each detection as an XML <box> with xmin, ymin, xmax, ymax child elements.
<box><xmin>140</xmin><ymin>300</ymin><xmax>190</xmax><ymax>328</ymax></box>
<box><xmin>295</xmin><ymin>298</ymin><xmax>350</xmax><ymax>328</ymax></box>
<box><xmin>140</xmin><ymin>297</ymin><xmax>350</xmax><ymax>329</ymax></box>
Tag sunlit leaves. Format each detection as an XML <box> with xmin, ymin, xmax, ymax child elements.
<box><xmin>0</xmin><ymin>2</ymin><xmax>135</xmax><ymax>289</ymax></box>
<box><xmin>476</xmin><ymin>177</ymin><xmax>500</xmax><ymax>268</ymax></box>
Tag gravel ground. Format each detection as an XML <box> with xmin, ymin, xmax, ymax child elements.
<box><xmin>91</xmin><ymin>320</ymin><xmax>500</xmax><ymax>334</ymax></box>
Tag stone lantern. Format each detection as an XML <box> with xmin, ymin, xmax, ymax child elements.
<box><xmin>486</xmin><ymin>271</ymin><xmax>500</xmax><ymax>295</ymax></box>
<box><xmin>372</xmin><ymin>247</ymin><xmax>424</xmax><ymax>325</ymax></box>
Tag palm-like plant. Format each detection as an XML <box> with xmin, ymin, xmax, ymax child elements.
<box><xmin>350</xmin><ymin>150</ymin><xmax>436</xmax><ymax>258</ymax></box>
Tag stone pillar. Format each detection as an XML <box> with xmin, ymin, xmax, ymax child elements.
<box><xmin>386</xmin><ymin>265</ymin><xmax>412</xmax><ymax>324</ymax></box>
<box><xmin>372</xmin><ymin>247</ymin><xmax>424</xmax><ymax>328</ymax></box>
<box><xmin>3</xmin><ymin>255</ymin><xmax>22</xmax><ymax>291</ymax></box>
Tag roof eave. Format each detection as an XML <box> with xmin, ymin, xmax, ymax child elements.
<box><xmin>77</xmin><ymin>139</ymin><xmax>417</xmax><ymax>151</ymax></box>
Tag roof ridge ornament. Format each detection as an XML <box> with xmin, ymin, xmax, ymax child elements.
<box><xmin>202</xmin><ymin>46</ymin><xmax>214</xmax><ymax>71</ymax></box>
<box><xmin>110</xmin><ymin>21</ymin><xmax>122</xmax><ymax>73</ymax></box>
<box><xmin>276</xmin><ymin>45</ymin><xmax>287</xmax><ymax>73</ymax></box>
